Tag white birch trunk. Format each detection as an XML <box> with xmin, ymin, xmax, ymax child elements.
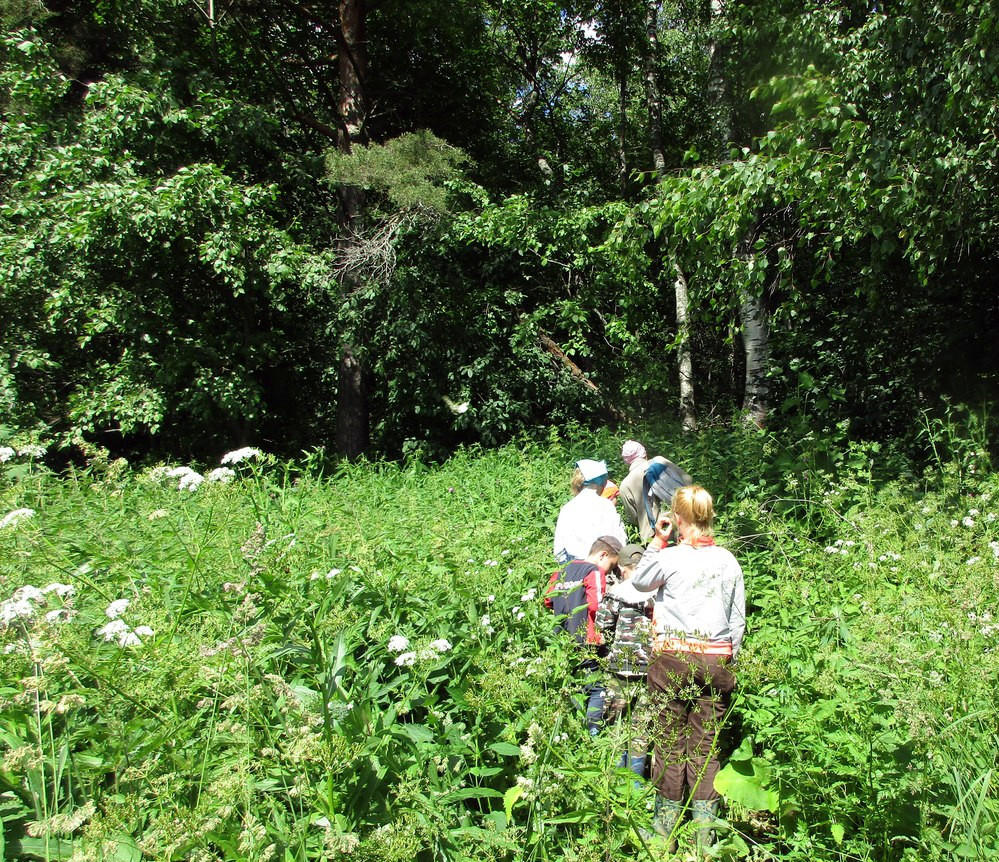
<box><xmin>674</xmin><ymin>261</ymin><xmax>697</xmax><ymax>431</ymax></box>
<box><xmin>740</xmin><ymin>289</ymin><xmax>769</xmax><ymax>427</ymax></box>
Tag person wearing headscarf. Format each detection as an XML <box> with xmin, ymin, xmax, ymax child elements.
<box><xmin>553</xmin><ymin>459</ymin><xmax>627</xmax><ymax>564</ymax></box>
<box><xmin>618</xmin><ymin>440</ymin><xmax>692</xmax><ymax>541</ymax></box>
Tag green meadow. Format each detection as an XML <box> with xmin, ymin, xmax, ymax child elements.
<box><xmin>2</xmin><ymin>424</ymin><xmax>998</xmax><ymax>861</ymax></box>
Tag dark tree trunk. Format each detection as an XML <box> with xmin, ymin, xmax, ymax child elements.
<box><xmin>335</xmin><ymin>343</ymin><xmax>368</xmax><ymax>458</ymax></box>
<box><xmin>334</xmin><ymin>0</ymin><xmax>369</xmax><ymax>459</ymax></box>
<box><xmin>642</xmin><ymin>1</ymin><xmax>667</xmax><ymax>176</ymax></box>
<box><xmin>644</xmin><ymin>1</ymin><xmax>695</xmax><ymax>428</ymax></box>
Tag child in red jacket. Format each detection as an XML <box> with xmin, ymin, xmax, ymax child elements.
<box><xmin>545</xmin><ymin>535</ymin><xmax>622</xmax><ymax>734</ymax></box>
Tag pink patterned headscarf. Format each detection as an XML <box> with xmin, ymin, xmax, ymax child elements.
<box><xmin>621</xmin><ymin>440</ymin><xmax>647</xmax><ymax>465</ymax></box>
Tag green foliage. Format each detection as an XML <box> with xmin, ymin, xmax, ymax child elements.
<box><xmin>0</xmin><ymin>30</ymin><xmax>338</xmax><ymax>456</ymax></box>
<box><xmin>325</xmin><ymin>131</ymin><xmax>468</xmax><ymax>215</ymax></box>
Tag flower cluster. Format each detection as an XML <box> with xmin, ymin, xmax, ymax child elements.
<box><xmin>2</xmin><ymin>583</ymin><xmax>76</xmax><ymax>629</ymax></box>
<box><xmin>0</xmin><ymin>444</ymin><xmax>45</xmax><ymax>463</ymax></box>
<box><xmin>221</xmin><ymin>447</ymin><xmax>262</xmax><ymax>465</ymax></box>
<box><xmin>96</xmin><ymin>598</ymin><xmax>153</xmax><ymax>648</ymax></box>
<box><xmin>97</xmin><ymin>619</ymin><xmax>154</xmax><ymax>648</ymax></box>
<box><xmin>387</xmin><ymin>634</ymin><xmax>454</xmax><ymax>666</ymax></box>
<box><xmin>0</xmin><ymin>508</ymin><xmax>36</xmax><ymax>529</ymax></box>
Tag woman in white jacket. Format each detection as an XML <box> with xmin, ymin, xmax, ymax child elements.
<box><xmin>631</xmin><ymin>485</ymin><xmax>745</xmax><ymax>851</ymax></box>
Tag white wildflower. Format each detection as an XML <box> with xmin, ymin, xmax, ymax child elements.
<box><xmin>485</xmin><ymin>560</ymin><xmax>499</xmax><ymax>567</ymax></box>
<box><xmin>45</xmin><ymin>609</ymin><xmax>75</xmax><ymax>623</ymax></box>
<box><xmin>487</xmin><ymin>594</ymin><xmax>495</xmax><ymax>603</ymax></box>
<box><xmin>962</xmin><ymin>516</ymin><xmax>975</xmax><ymax>528</ymax></box>
<box><xmin>207</xmin><ymin>467</ymin><xmax>236</xmax><ymax>483</ymax></box>
<box><xmin>105</xmin><ymin>599</ymin><xmax>130</xmax><ymax>619</ymax></box>
<box><xmin>16</xmin><ymin>585</ymin><xmax>45</xmax><ymax>603</ymax></box>
<box><xmin>0</xmin><ymin>446</ymin><xmax>15</xmax><ymax>462</ymax></box>
<box><xmin>148</xmin><ymin>509</ymin><xmax>168</xmax><ymax>520</ymax></box>
<box><xmin>97</xmin><ymin>619</ymin><xmax>130</xmax><ymax>642</ymax></box>
<box><xmin>429</xmin><ymin>638</ymin><xmax>452</xmax><ymax>653</ymax></box>
<box><xmin>988</xmin><ymin>513</ymin><xmax>997</xmax><ymax>522</ymax></box>
<box><xmin>951</xmin><ymin>520</ymin><xmax>959</xmax><ymax>527</ymax></box>
<box><xmin>220</xmin><ymin>447</ymin><xmax>262</xmax><ymax>465</ymax></box>
<box><xmin>516</xmin><ymin>612</ymin><xmax>526</xmax><ymax>621</ymax></box>
<box><xmin>1</xmin><ymin>598</ymin><xmax>35</xmax><ymax>624</ymax></box>
<box><xmin>521</xmin><ymin>589</ymin><xmax>537</xmax><ymax>602</ymax></box>
<box><xmin>178</xmin><ymin>471</ymin><xmax>204</xmax><ymax>491</ymax></box>
<box><xmin>18</xmin><ymin>445</ymin><xmax>46</xmax><ymax>458</ymax></box>
<box><xmin>119</xmin><ymin>631</ymin><xmax>142</xmax><ymax>647</ymax></box>
<box><xmin>387</xmin><ymin>635</ymin><xmax>410</xmax><ymax>653</ymax></box>
<box><xmin>969</xmin><ymin>509</ymin><xmax>980</xmax><ymax>517</ymax></box>
<box><xmin>967</xmin><ymin>557</ymin><xmax>981</xmax><ymax>566</ymax></box>
<box><xmin>42</xmin><ymin>583</ymin><xmax>74</xmax><ymax>598</ymax></box>
<box><xmin>824</xmin><ymin>546</ymin><xmax>838</xmax><ymax>554</ymax></box>
<box><xmin>165</xmin><ymin>466</ymin><xmax>197</xmax><ymax>478</ymax></box>
<box><xmin>394</xmin><ymin>651</ymin><xmax>417</xmax><ymax>667</ymax></box>
<box><xmin>1</xmin><ymin>508</ymin><xmax>36</xmax><ymax>529</ymax></box>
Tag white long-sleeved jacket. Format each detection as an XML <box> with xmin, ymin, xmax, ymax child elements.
<box><xmin>552</xmin><ymin>488</ymin><xmax>627</xmax><ymax>564</ymax></box>
<box><xmin>631</xmin><ymin>542</ymin><xmax>745</xmax><ymax>658</ymax></box>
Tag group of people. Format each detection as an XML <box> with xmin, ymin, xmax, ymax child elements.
<box><xmin>546</xmin><ymin>441</ymin><xmax>746</xmax><ymax>852</ymax></box>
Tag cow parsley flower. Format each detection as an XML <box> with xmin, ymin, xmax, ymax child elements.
<box><xmin>97</xmin><ymin>619</ymin><xmax>130</xmax><ymax>642</ymax></box>
<box><xmin>387</xmin><ymin>635</ymin><xmax>410</xmax><ymax>653</ymax></box>
<box><xmin>0</xmin><ymin>446</ymin><xmax>15</xmax><ymax>462</ymax></box>
<box><xmin>521</xmin><ymin>589</ymin><xmax>537</xmax><ymax>602</ymax></box>
<box><xmin>221</xmin><ymin>447</ymin><xmax>262</xmax><ymax>465</ymax></box>
<box><xmin>429</xmin><ymin>638</ymin><xmax>452</xmax><ymax>653</ymax></box>
<box><xmin>16</xmin><ymin>585</ymin><xmax>45</xmax><ymax>603</ymax></box>
<box><xmin>166</xmin><ymin>466</ymin><xmax>197</xmax><ymax>478</ymax></box>
<box><xmin>1</xmin><ymin>508</ymin><xmax>36</xmax><ymax>529</ymax></box>
<box><xmin>178</xmin><ymin>471</ymin><xmax>204</xmax><ymax>491</ymax></box>
<box><xmin>962</xmin><ymin>516</ymin><xmax>975</xmax><ymax>528</ymax></box>
<box><xmin>1</xmin><ymin>598</ymin><xmax>35</xmax><ymax>625</ymax></box>
<box><xmin>207</xmin><ymin>467</ymin><xmax>235</xmax><ymax>483</ymax></box>
<box><xmin>18</xmin><ymin>444</ymin><xmax>46</xmax><ymax>458</ymax></box>
<box><xmin>105</xmin><ymin>599</ymin><xmax>130</xmax><ymax>619</ymax></box>
<box><xmin>42</xmin><ymin>583</ymin><xmax>74</xmax><ymax>598</ymax></box>
<box><xmin>394</xmin><ymin>651</ymin><xmax>417</xmax><ymax>667</ymax></box>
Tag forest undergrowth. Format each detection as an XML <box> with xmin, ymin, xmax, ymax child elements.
<box><xmin>1</xmin><ymin>419</ymin><xmax>997</xmax><ymax>862</ymax></box>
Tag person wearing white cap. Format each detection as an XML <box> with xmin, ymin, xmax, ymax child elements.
<box><xmin>553</xmin><ymin>458</ymin><xmax>627</xmax><ymax>564</ymax></box>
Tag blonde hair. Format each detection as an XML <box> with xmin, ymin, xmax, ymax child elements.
<box><xmin>672</xmin><ymin>485</ymin><xmax>714</xmax><ymax>543</ymax></box>
<box><xmin>570</xmin><ymin>467</ymin><xmax>606</xmax><ymax>496</ymax></box>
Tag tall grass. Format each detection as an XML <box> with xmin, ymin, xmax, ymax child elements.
<box><xmin>1</xmin><ymin>422</ymin><xmax>997</xmax><ymax>861</ymax></box>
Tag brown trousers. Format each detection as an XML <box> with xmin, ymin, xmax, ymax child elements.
<box><xmin>647</xmin><ymin>651</ymin><xmax>736</xmax><ymax>801</ymax></box>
